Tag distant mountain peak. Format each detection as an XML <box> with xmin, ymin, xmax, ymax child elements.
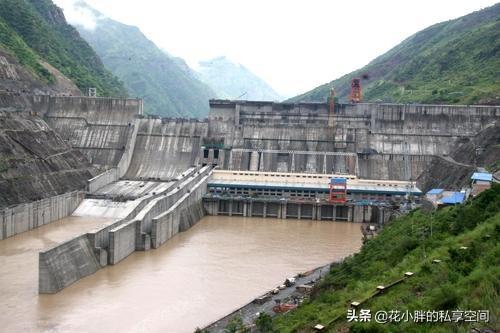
<box><xmin>197</xmin><ymin>56</ymin><xmax>282</xmax><ymax>101</ymax></box>
<box><xmin>67</xmin><ymin>1</ymin><xmax>216</xmax><ymax>117</ymax></box>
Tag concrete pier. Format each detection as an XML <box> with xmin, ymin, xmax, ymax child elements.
<box><xmin>203</xmin><ymin>198</ymin><xmax>390</xmax><ymax>224</ymax></box>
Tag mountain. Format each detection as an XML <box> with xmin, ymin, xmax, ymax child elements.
<box><xmin>0</xmin><ymin>0</ymin><xmax>127</xmax><ymax>96</ymax></box>
<box><xmin>290</xmin><ymin>4</ymin><xmax>500</xmax><ymax>105</ymax></box>
<box><xmin>71</xmin><ymin>2</ymin><xmax>216</xmax><ymax>118</ymax></box>
<box><xmin>197</xmin><ymin>56</ymin><xmax>282</xmax><ymax>101</ymax></box>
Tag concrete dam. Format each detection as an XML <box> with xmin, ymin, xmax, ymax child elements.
<box><xmin>0</xmin><ymin>92</ymin><xmax>499</xmax><ymax>297</ymax></box>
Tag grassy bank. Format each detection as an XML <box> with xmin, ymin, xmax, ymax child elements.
<box><xmin>269</xmin><ymin>184</ymin><xmax>500</xmax><ymax>332</ymax></box>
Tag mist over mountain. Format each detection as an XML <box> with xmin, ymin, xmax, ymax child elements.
<box><xmin>71</xmin><ymin>1</ymin><xmax>216</xmax><ymax>117</ymax></box>
<box><xmin>197</xmin><ymin>56</ymin><xmax>283</xmax><ymax>101</ymax></box>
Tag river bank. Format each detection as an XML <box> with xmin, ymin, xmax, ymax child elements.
<box><xmin>202</xmin><ymin>262</ymin><xmax>335</xmax><ymax>332</ymax></box>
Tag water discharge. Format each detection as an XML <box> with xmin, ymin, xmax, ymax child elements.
<box><xmin>0</xmin><ymin>215</ymin><xmax>363</xmax><ymax>332</ymax></box>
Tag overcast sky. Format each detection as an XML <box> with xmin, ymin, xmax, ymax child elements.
<box><xmin>54</xmin><ymin>0</ymin><xmax>498</xmax><ymax>97</ymax></box>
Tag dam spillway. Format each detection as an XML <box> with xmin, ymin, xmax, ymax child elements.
<box><xmin>0</xmin><ymin>93</ymin><xmax>499</xmax><ymax>330</ymax></box>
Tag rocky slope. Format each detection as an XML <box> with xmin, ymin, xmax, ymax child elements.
<box><xmin>417</xmin><ymin>123</ymin><xmax>500</xmax><ymax>191</ymax></box>
<box><xmin>0</xmin><ymin>111</ymin><xmax>95</xmax><ymax>208</ymax></box>
<box><xmin>0</xmin><ymin>0</ymin><xmax>127</xmax><ymax>96</ymax></box>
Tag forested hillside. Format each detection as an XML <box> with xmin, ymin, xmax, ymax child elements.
<box><xmin>0</xmin><ymin>0</ymin><xmax>127</xmax><ymax>96</ymax></box>
<box><xmin>290</xmin><ymin>4</ymin><xmax>500</xmax><ymax>105</ymax></box>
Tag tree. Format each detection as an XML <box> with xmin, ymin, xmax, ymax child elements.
<box><xmin>224</xmin><ymin>316</ymin><xmax>248</xmax><ymax>333</ymax></box>
<box><xmin>255</xmin><ymin>313</ymin><xmax>274</xmax><ymax>332</ymax></box>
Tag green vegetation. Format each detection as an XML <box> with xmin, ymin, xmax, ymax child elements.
<box><xmin>256</xmin><ymin>313</ymin><xmax>274</xmax><ymax>332</ymax></box>
<box><xmin>0</xmin><ymin>0</ymin><xmax>127</xmax><ymax>96</ymax></box>
<box><xmin>270</xmin><ymin>184</ymin><xmax>500</xmax><ymax>332</ymax></box>
<box><xmin>225</xmin><ymin>316</ymin><xmax>249</xmax><ymax>333</ymax></box>
<box><xmin>73</xmin><ymin>2</ymin><xmax>215</xmax><ymax>117</ymax></box>
<box><xmin>0</xmin><ymin>18</ymin><xmax>53</xmax><ymax>82</ymax></box>
<box><xmin>290</xmin><ymin>4</ymin><xmax>500</xmax><ymax>105</ymax></box>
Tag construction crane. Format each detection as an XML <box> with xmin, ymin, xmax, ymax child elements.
<box><xmin>235</xmin><ymin>92</ymin><xmax>247</xmax><ymax>100</ymax></box>
<box><xmin>349</xmin><ymin>78</ymin><xmax>362</xmax><ymax>103</ymax></box>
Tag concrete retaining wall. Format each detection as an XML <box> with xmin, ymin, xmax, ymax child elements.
<box><xmin>151</xmin><ymin>174</ymin><xmax>209</xmax><ymax>249</ymax></box>
<box><xmin>87</xmin><ymin>168</ymin><xmax>118</xmax><ymax>192</ymax></box>
<box><xmin>86</xmin><ymin>117</ymin><xmax>140</xmax><ymax>192</ymax></box>
<box><xmin>39</xmin><ymin>166</ymin><xmax>213</xmax><ymax>292</ymax></box>
<box><xmin>1</xmin><ymin>191</ymin><xmax>84</xmax><ymax>240</ymax></box>
<box><xmin>39</xmin><ymin>234</ymin><xmax>101</xmax><ymax>293</ymax></box>
<box><xmin>86</xmin><ymin>167</ymin><xmax>199</xmax><ymax>251</ymax></box>
<box><xmin>45</xmin><ymin>96</ymin><xmax>142</xmax><ymax>169</ymax></box>
<box><xmin>128</xmin><ymin>166</ymin><xmax>212</xmax><ymax>250</ymax></box>
<box><xmin>47</xmin><ymin>96</ymin><xmax>143</xmax><ymax>124</ymax></box>
<box><xmin>125</xmin><ymin>118</ymin><xmax>208</xmax><ymax>180</ymax></box>
<box><xmin>108</xmin><ymin>171</ymin><xmax>210</xmax><ymax>263</ymax></box>
<box><xmin>117</xmin><ymin>118</ymin><xmax>140</xmax><ymax>178</ymax></box>
<box><xmin>0</xmin><ymin>92</ymin><xmax>52</xmax><ymax>114</ymax></box>
<box><xmin>108</xmin><ymin>220</ymin><xmax>138</xmax><ymax>265</ymax></box>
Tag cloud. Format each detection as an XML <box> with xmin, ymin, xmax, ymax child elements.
<box><xmin>54</xmin><ymin>0</ymin><xmax>101</xmax><ymax>30</ymax></box>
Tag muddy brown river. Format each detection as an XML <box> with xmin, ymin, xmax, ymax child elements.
<box><xmin>0</xmin><ymin>215</ymin><xmax>363</xmax><ymax>333</ymax></box>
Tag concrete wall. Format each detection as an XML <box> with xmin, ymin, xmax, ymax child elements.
<box><xmin>86</xmin><ymin>167</ymin><xmax>198</xmax><ymax>251</ymax></box>
<box><xmin>131</xmin><ymin>166</ymin><xmax>212</xmax><ymax>242</ymax></box>
<box><xmin>39</xmin><ymin>166</ymin><xmax>212</xmax><ymax>292</ymax></box>
<box><xmin>86</xmin><ymin>117</ymin><xmax>140</xmax><ymax>192</ymax></box>
<box><xmin>117</xmin><ymin>118</ymin><xmax>140</xmax><ymax>178</ymax></box>
<box><xmin>108</xmin><ymin>220</ymin><xmax>138</xmax><ymax>265</ymax></box>
<box><xmin>47</xmin><ymin>96</ymin><xmax>143</xmax><ymax>123</ymax></box>
<box><xmin>151</xmin><ymin>174</ymin><xmax>209</xmax><ymax>248</ymax></box>
<box><xmin>357</xmin><ymin>154</ymin><xmax>434</xmax><ymax>180</ymax></box>
<box><xmin>125</xmin><ymin>118</ymin><xmax>208</xmax><ymax>180</ymax></box>
<box><xmin>87</xmin><ymin>168</ymin><xmax>118</xmax><ymax>193</ymax></box>
<box><xmin>39</xmin><ymin>234</ymin><xmax>101</xmax><ymax>293</ymax></box>
<box><xmin>206</xmin><ymin>101</ymin><xmax>500</xmax><ymax>180</ymax></box>
<box><xmin>108</xmin><ymin>172</ymin><xmax>210</xmax><ymax>264</ymax></box>
<box><xmin>0</xmin><ymin>92</ymin><xmax>52</xmax><ymax>114</ymax></box>
<box><xmin>44</xmin><ymin>96</ymin><xmax>142</xmax><ymax>169</ymax></box>
<box><xmin>0</xmin><ymin>191</ymin><xmax>84</xmax><ymax>240</ymax></box>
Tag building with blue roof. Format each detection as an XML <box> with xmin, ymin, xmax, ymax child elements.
<box><xmin>427</xmin><ymin>189</ymin><xmax>444</xmax><ymax>195</ymax></box>
<box><xmin>471</xmin><ymin>172</ymin><xmax>493</xmax><ymax>196</ymax></box>
<box><xmin>471</xmin><ymin>172</ymin><xmax>493</xmax><ymax>182</ymax></box>
<box><xmin>441</xmin><ymin>192</ymin><xmax>466</xmax><ymax>205</ymax></box>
